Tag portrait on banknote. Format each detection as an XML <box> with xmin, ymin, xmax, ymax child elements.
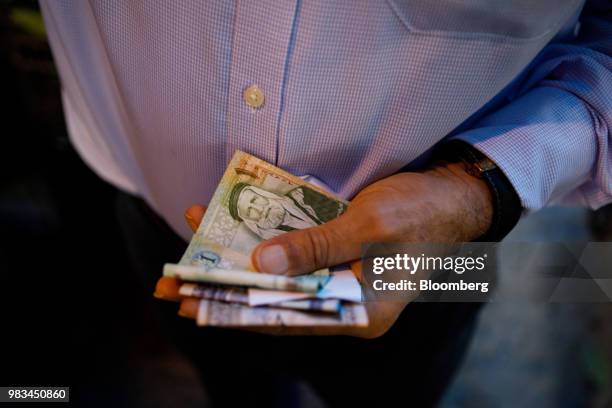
<box><xmin>227</xmin><ymin>182</ymin><xmax>346</xmax><ymax>240</ymax></box>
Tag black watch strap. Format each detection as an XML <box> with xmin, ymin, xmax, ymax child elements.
<box><xmin>437</xmin><ymin>140</ymin><xmax>523</xmax><ymax>242</ymax></box>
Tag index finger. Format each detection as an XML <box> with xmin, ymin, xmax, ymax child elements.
<box><xmin>154</xmin><ymin>276</ymin><xmax>183</xmax><ymax>301</ymax></box>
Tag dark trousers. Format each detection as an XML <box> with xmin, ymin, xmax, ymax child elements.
<box><xmin>115</xmin><ymin>191</ymin><xmax>482</xmax><ymax>407</ymax></box>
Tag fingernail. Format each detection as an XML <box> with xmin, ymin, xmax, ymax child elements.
<box><xmin>178</xmin><ymin>308</ymin><xmax>191</xmax><ymax>318</ymax></box>
<box><xmin>256</xmin><ymin>245</ymin><xmax>289</xmax><ymax>274</ymax></box>
<box><xmin>153</xmin><ymin>292</ymin><xmax>164</xmax><ymax>299</ymax></box>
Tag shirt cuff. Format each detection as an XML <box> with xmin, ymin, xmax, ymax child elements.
<box><xmin>450</xmin><ymin>86</ymin><xmax>608</xmax><ymax>211</ymax></box>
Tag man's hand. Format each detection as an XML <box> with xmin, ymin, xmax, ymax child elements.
<box><xmin>155</xmin><ymin>161</ymin><xmax>493</xmax><ymax>338</ymax></box>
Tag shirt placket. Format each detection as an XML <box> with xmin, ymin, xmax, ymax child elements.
<box><xmin>226</xmin><ymin>0</ymin><xmax>299</xmax><ymax>165</ymax></box>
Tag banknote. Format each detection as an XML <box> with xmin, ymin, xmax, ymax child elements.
<box><xmin>168</xmin><ymin>150</ymin><xmax>368</xmax><ymax>327</ymax></box>
<box><xmin>179</xmin><ymin>283</ymin><xmax>342</xmax><ymax>313</ymax></box>
<box><xmin>179</xmin><ymin>283</ymin><xmax>248</xmax><ymax>304</ymax></box>
<box><xmin>164</xmin><ymin>264</ymin><xmax>320</xmax><ymax>293</ymax></box>
<box><xmin>196</xmin><ymin>299</ymin><xmax>368</xmax><ymax>327</ymax></box>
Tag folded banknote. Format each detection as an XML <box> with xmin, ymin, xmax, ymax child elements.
<box><xmin>179</xmin><ymin>283</ymin><xmax>342</xmax><ymax>313</ymax></box>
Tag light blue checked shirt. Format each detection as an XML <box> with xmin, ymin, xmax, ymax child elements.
<box><xmin>40</xmin><ymin>0</ymin><xmax>612</xmax><ymax>240</ymax></box>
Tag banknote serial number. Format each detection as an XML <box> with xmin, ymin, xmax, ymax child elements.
<box><xmin>0</xmin><ymin>387</ymin><xmax>69</xmax><ymax>402</ymax></box>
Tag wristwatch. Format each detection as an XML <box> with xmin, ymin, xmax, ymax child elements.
<box><xmin>436</xmin><ymin>140</ymin><xmax>523</xmax><ymax>242</ymax></box>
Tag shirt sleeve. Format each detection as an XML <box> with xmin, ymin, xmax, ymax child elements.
<box><xmin>452</xmin><ymin>0</ymin><xmax>612</xmax><ymax>211</ymax></box>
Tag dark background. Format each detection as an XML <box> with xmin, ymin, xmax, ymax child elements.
<box><xmin>1</xmin><ymin>2</ymin><xmax>611</xmax><ymax>407</ymax></box>
<box><xmin>0</xmin><ymin>2</ymin><xmax>207</xmax><ymax>406</ymax></box>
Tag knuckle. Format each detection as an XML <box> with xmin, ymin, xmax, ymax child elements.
<box><xmin>303</xmin><ymin>228</ymin><xmax>333</xmax><ymax>269</ymax></box>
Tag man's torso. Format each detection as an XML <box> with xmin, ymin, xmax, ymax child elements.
<box><xmin>40</xmin><ymin>0</ymin><xmax>584</xmax><ymax>239</ymax></box>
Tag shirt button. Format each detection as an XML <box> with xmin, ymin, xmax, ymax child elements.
<box><xmin>243</xmin><ymin>85</ymin><xmax>265</xmax><ymax>109</ymax></box>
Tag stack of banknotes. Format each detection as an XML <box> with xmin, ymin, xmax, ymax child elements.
<box><xmin>163</xmin><ymin>151</ymin><xmax>368</xmax><ymax>327</ymax></box>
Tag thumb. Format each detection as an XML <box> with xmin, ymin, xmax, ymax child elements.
<box><xmin>251</xmin><ymin>214</ymin><xmax>362</xmax><ymax>276</ymax></box>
